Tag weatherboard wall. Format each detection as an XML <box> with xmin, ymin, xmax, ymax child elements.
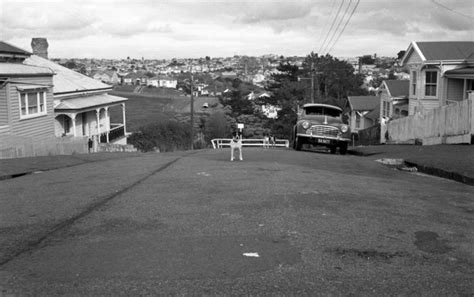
<box><xmin>5</xmin><ymin>76</ymin><xmax>55</xmax><ymax>139</ymax></box>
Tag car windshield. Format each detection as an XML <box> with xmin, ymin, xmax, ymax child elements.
<box><xmin>304</xmin><ymin>106</ymin><xmax>341</xmax><ymax>117</ymax></box>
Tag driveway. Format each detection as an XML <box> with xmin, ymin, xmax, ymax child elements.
<box><xmin>1</xmin><ymin>148</ymin><xmax>472</xmax><ymax>295</ymax></box>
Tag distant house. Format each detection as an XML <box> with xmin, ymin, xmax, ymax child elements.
<box><xmin>0</xmin><ymin>39</ymin><xmax>129</xmax><ymax>158</ymax></box>
<box><xmin>123</xmin><ymin>72</ymin><xmax>148</xmax><ymax>85</ymax></box>
<box><xmin>245</xmin><ymin>91</ymin><xmax>280</xmax><ymax>118</ymax></box>
<box><xmin>123</xmin><ymin>72</ymin><xmax>140</xmax><ymax>85</ymax></box>
<box><xmin>346</xmin><ymin>96</ymin><xmax>380</xmax><ymax>132</ymax></box>
<box><xmin>220</xmin><ymin>71</ymin><xmax>237</xmax><ymax>79</ymax></box>
<box><xmin>147</xmin><ymin>76</ymin><xmax>159</xmax><ymax>87</ymax></box>
<box><xmin>93</xmin><ymin>70</ymin><xmax>119</xmax><ymax>85</ymax></box>
<box><xmin>400</xmin><ymin>41</ymin><xmax>474</xmax><ymax>115</ymax></box>
<box><xmin>159</xmin><ymin>76</ymin><xmax>177</xmax><ymax>89</ymax></box>
<box><xmin>378</xmin><ymin>80</ymin><xmax>409</xmax><ymax>120</ymax></box>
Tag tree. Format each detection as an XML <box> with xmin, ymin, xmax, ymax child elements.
<box><xmin>359</xmin><ymin>55</ymin><xmax>375</xmax><ymax>65</ymax></box>
<box><xmin>397</xmin><ymin>50</ymin><xmax>406</xmax><ymax>60</ymax></box>
<box><xmin>264</xmin><ymin>52</ymin><xmax>367</xmax><ymax>139</ymax></box>
<box><xmin>204</xmin><ymin>111</ymin><xmax>231</xmax><ymax>142</ymax></box>
<box><xmin>145</xmin><ymin>71</ymin><xmax>155</xmax><ymax>78</ymax></box>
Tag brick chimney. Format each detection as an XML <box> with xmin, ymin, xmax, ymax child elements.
<box><xmin>31</xmin><ymin>38</ymin><xmax>49</xmax><ymax>59</ymax></box>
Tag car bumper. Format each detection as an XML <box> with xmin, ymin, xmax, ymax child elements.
<box><xmin>296</xmin><ymin>133</ymin><xmax>350</xmax><ymax>145</ymax></box>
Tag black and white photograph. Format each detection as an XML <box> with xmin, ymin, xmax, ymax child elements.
<box><xmin>0</xmin><ymin>0</ymin><xmax>473</xmax><ymax>295</ymax></box>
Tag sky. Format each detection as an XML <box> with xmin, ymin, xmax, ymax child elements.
<box><xmin>0</xmin><ymin>0</ymin><xmax>472</xmax><ymax>59</ymax></box>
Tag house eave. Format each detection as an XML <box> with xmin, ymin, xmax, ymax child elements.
<box><xmin>54</xmin><ymin>87</ymin><xmax>113</xmax><ymax>98</ymax></box>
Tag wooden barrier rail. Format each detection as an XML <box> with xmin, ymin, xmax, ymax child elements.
<box><xmin>211</xmin><ymin>138</ymin><xmax>289</xmax><ymax>149</ymax></box>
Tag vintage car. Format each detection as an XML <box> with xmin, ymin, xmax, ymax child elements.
<box><xmin>292</xmin><ymin>103</ymin><xmax>351</xmax><ymax>154</ymax></box>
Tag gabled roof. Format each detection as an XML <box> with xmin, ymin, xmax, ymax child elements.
<box><xmin>347</xmin><ymin>96</ymin><xmax>379</xmax><ymax>111</ymax></box>
<box><xmin>0</xmin><ymin>41</ymin><xmax>31</xmax><ymax>56</ymax></box>
<box><xmin>382</xmin><ymin>80</ymin><xmax>409</xmax><ymax>98</ymax></box>
<box><xmin>23</xmin><ymin>55</ymin><xmax>111</xmax><ymax>95</ymax></box>
<box><xmin>401</xmin><ymin>41</ymin><xmax>474</xmax><ymax>65</ymax></box>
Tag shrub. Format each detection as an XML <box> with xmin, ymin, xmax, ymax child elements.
<box><xmin>129</xmin><ymin>120</ymin><xmax>192</xmax><ymax>152</ymax></box>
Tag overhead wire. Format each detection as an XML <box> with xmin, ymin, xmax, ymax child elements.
<box><xmin>326</xmin><ymin>0</ymin><xmax>360</xmax><ymax>54</ymax></box>
<box><xmin>431</xmin><ymin>0</ymin><xmax>474</xmax><ymax>19</ymax></box>
<box><xmin>316</xmin><ymin>0</ymin><xmax>337</xmax><ymax>52</ymax></box>
<box><xmin>321</xmin><ymin>0</ymin><xmax>353</xmax><ymax>55</ymax></box>
<box><xmin>317</xmin><ymin>0</ymin><xmax>345</xmax><ymax>55</ymax></box>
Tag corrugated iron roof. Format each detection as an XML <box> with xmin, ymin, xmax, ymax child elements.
<box><xmin>347</xmin><ymin>96</ymin><xmax>379</xmax><ymax>111</ymax></box>
<box><xmin>55</xmin><ymin>93</ymin><xmax>127</xmax><ymax>111</ymax></box>
<box><xmin>416</xmin><ymin>41</ymin><xmax>474</xmax><ymax>61</ymax></box>
<box><xmin>383</xmin><ymin>80</ymin><xmax>409</xmax><ymax>98</ymax></box>
<box><xmin>0</xmin><ymin>63</ymin><xmax>54</xmax><ymax>76</ymax></box>
<box><xmin>23</xmin><ymin>55</ymin><xmax>111</xmax><ymax>94</ymax></box>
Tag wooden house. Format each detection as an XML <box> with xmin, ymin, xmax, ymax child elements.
<box><xmin>346</xmin><ymin>96</ymin><xmax>380</xmax><ymax>132</ymax></box>
<box><xmin>0</xmin><ymin>42</ymin><xmax>56</xmax><ymax>151</ymax></box>
<box><xmin>0</xmin><ymin>39</ymin><xmax>129</xmax><ymax>158</ymax></box>
<box><xmin>400</xmin><ymin>41</ymin><xmax>474</xmax><ymax>115</ymax></box>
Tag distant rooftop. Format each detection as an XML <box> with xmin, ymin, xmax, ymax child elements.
<box><xmin>347</xmin><ymin>96</ymin><xmax>379</xmax><ymax>111</ymax></box>
<box><xmin>383</xmin><ymin>80</ymin><xmax>409</xmax><ymax>98</ymax></box>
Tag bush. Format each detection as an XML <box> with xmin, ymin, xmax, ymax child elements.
<box><xmin>129</xmin><ymin>120</ymin><xmax>192</xmax><ymax>152</ymax></box>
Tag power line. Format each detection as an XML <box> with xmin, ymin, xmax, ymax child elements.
<box><xmin>316</xmin><ymin>0</ymin><xmax>337</xmax><ymax>51</ymax></box>
<box><xmin>321</xmin><ymin>0</ymin><xmax>353</xmax><ymax>55</ymax></box>
<box><xmin>327</xmin><ymin>0</ymin><xmax>360</xmax><ymax>54</ymax></box>
<box><xmin>431</xmin><ymin>0</ymin><xmax>474</xmax><ymax>19</ymax></box>
<box><xmin>318</xmin><ymin>0</ymin><xmax>345</xmax><ymax>54</ymax></box>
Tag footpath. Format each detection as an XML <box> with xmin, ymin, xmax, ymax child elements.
<box><xmin>0</xmin><ymin>145</ymin><xmax>473</xmax><ymax>185</ymax></box>
<box><xmin>348</xmin><ymin>144</ymin><xmax>474</xmax><ymax>186</ymax></box>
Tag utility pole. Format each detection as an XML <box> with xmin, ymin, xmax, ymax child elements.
<box><xmin>311</xmin><ymin>62</ymin><xmax>315</xmax><ymax>103</ymax></box>
<box><xmin>190</xmin><ymin>73</ymin><xmax>194</xmax><ymax>150</ymax></box>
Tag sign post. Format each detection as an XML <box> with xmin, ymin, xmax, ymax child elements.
<box><xmin>237</xmin><ymin>123</ymin><xmax>244</xmax><ymax>136</ymax></box>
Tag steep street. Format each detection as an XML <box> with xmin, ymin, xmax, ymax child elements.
<box><xmin>0</xmin><ymin>148</ymin><xmax>473</xmax><ymax>295</ymax></box>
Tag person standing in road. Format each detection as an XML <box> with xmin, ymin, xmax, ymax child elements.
<box><xmin>263</xmin><ymin>133</ymin><xmax>269</xmax><ymax>149</ymax></box>
<box><xmin>269</xmin><ymin>134</ymin><xmax>276</xmax><ymax>148</ymax></box>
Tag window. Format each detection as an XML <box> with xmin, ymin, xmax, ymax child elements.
<box><xmin>383</xmin><ymin>101</ymin><xmax>390</xmax><ymax>117</ymax></box>
<box><xmin>18</xmin><ymin>91</ymin><xmax>46</xmax><ymax>119</ymax></box>
<box><xmin>425</xmin><ymin>71</ymin><xmax>437</xmax><ymax>96</ymax></box>
<box><xmin>411</xmin><ymin>71</ymin><xmax>417</xmax><ymax>95</ymax></box>
<box><xmin>355</xmin><ymin>113</ymin><xmax>361</xmax><ymax>128</ymax></box>
<box><xmin>466</xmin><ymin>79</ymin><xmax>473</xmax><ymax>99</ymax></box>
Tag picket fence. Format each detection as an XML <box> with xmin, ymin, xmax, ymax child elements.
<box><xmin>387</xmin><ymin>98</ymin><xmax>473</xmax><ymax>145</ymax></box>
<box><xmin>0</xmin><ymin>136</ymin><xmax>88</xmax><ymax>159</ymax></box>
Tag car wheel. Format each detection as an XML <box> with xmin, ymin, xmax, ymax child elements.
<box><xmin>339</xmin><ymin>143</ymin><xmax>348</xmax><ymax>155</ymax></box>
<box><xmin>295</xmin><ymin>137</ymin><xmax>303</xmax><ymax>151</ymax></box>
<box><xmin>329</xmin><ymin>145</ymin><xmax>337</xmax><ymax>154</ymax></box>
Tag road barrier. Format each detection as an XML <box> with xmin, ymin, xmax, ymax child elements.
<box><xmin>211</xmin><ymin>138</ymin><xmax>289</xmax><ymax>149</ymax></box>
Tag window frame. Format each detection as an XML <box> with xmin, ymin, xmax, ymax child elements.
<box><xmin>18</xmin><ymin>90</ymin><xmax>47</xmax><ymax>119</ymax></box>
<box><xmin>411</xmin><ymin>71</ymin><xmax>417</xmax><ymax>96</ymax></box>
<box><xmin>424</xmin><ymin>70</ymin><xmax>438</xmax><ymax>97</ymax></box>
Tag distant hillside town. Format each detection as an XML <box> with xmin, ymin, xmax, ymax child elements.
<box><xmin>53</xmin><ymin>52</ymin><xmax>405</xmax><ymax>96</ymax></box>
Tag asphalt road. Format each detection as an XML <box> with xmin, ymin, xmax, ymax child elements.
<box><xmin>0</xmin><ymin>148</ymin><xmax>473</xmax><ymax>296</ymax></box>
